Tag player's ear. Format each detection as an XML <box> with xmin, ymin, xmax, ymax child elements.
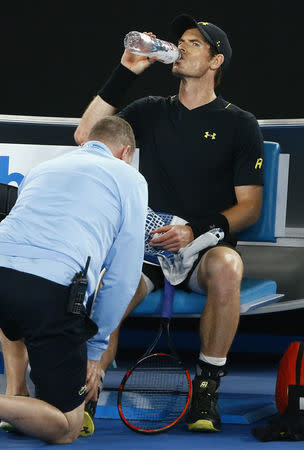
<box><xmin>210</xmin><ymin>53</ymin><xmax>224</xmax><ymax>70</ymax></box>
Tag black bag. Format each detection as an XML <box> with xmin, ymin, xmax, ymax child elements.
<box><xmin>252</xmin><ymin>341</ymin><xmax>304</xmax><ymax>441</ymax></box>
<box><xmin>0</xmin><ymin>183</ymin><xmax>18</xmax><ymax>222</ymax></box>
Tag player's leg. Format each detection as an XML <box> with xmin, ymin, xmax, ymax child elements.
<box><xmin>198</xmin><ymin>245</ymin><xmax>242</xmax><ymax>356</ymax></box>
<box><xmin>186</xmin><ymin>245</ymin><xmax>243</xmax><ymax>432</ymax></box>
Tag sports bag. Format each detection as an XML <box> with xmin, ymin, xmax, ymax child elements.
<box><xmin>252</xmin><ymin>341</ymin><xmax>304</xmax><ymax>441</ymax></box>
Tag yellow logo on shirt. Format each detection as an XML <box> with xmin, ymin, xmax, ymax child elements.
<box><xmin>255</xmin><ymin>158</ymin><xmax>263</xmax><ymax>169</ymax></box>
<box><xmin>204</xmin><ymin>131</ymin><xmax>216</xmax><ymax>140</ymax></box>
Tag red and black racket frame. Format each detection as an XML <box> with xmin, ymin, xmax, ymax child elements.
<box><xmin>117</xmin><ymin>350</ymin><xmax>192</xmax><ymax>434</ymax></box>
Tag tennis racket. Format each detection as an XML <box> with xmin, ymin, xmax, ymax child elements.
<box><xmin>117</xmin><ymin>278</ymin><xmax>192</xmax><ymax>434</ymax></box>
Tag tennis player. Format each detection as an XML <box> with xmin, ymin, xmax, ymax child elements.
<box><xmin>0</xmin><ymin>116</ymin><xmax>148</xmax><ymax>443</ymax></box>
<box><xmin>74</xmin><ymin>13</ymin><xmax>265</xmax><ymax>434</ymax></box>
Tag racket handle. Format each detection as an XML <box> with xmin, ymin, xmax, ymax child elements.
<box><xmin>161</xmin><ymin>278</ymin><xmax>175</xmax><ymax>319</ymax></box>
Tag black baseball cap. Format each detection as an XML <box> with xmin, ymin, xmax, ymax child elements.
<box><xmin>170</xmin><ymin>14</ymin><xmax>232</xmax><ymax>72</ymax></box>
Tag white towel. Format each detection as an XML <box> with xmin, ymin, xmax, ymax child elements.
<box><xmin>144</xmin><ymin>207</ymin><xmax>224</xmax><ymax>285</ymax></box>
<box><xmin>158</xmin><ymin>228</ymin><xmax>224</xmax><ymax>285</ymax></box>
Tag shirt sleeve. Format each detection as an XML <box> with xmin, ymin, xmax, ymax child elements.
<box><xmin>233</xmin><ymin>113</ymin><xmax>264</xmax><ymax>186</ymax></box>
<box><xmin>86</xmin><ymin>177</ymin><xmax>148</xmax><ymax>361</ymax></box>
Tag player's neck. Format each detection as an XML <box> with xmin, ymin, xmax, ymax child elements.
<box><xmin>178</xmin><ymin>77</ymin><xmax>216</xmax><ymax>110</ymax></box>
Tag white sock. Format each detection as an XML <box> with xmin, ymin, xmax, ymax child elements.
<box><xmin>199</xmin><ymin>352</ymin><xmax>226</xmax><ymax>366</ymax></box>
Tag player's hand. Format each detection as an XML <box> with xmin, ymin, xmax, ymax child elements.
<box><xmin>86</xmin><ymin>359</ymin><xmax>103</xmax><ymax>403</ymax></box>
<box><xmin>121</xmin><ymin>32</ymin><xmax>157</xmax><ymax>74</ymax></box>
<box><xmin>149</xmin><ymin>225</ymin><xmax>194</xmax><ymax>252</ymax></box>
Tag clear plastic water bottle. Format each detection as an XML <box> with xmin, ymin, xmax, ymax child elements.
<box><xmin>124</xmin><ymin>31</ymin><xmax>181</xmax><ymax>64</ymax></box>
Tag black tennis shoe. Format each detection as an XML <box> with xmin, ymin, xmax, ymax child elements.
<box><xmin>186</xmin><ymin>375</ymin><xmax>221</xmax><ymax>432</ymax></box>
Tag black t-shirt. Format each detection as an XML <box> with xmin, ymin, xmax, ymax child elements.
<box><xmin>119</xmin><ymin>95</ymin><xmax>264</xmax><ymax>226</ymax></box>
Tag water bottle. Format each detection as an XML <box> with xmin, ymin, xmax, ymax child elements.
<box><xmin>124</xmin><ymin>31</ymin><xmax>181</xmax><ymax>64</ymax></box>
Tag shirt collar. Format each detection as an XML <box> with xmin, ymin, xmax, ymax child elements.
<box><xmin>174</xmin><ymin>95</ymin><xmax>225</xmax><ymax>112</ymax></box>
<box><xmin>82</xmin><ymin>140</ymin><xmax>114</xmax><ymax>158</ymax></box>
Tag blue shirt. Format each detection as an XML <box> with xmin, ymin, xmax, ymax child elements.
<box><xmin>0</xmin><ymin>141</ymin><xmax>148</xmax><ymax>360</ymax></box>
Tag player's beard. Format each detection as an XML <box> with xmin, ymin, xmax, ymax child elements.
<box><xmin>171</xmin><ymin>65</ymin><xmax>188</xmax><ymax>80</ymax></box>
<box><xmin>172</xmin><ymin>64</ymin><xmax>200</xmax><ymax>80</ymax></box>
<box><xmin>172</xmin><ymin>69</ymin><xmax>184</xmax><ymax>80</ymax></box>
<box><xmin>172</xmin><ymin>69</ymin><xmax>200</xmax><ymax>81</ymax></box>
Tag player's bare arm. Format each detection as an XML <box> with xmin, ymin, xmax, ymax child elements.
<box><xmin>221</xmin><ymin>185</ymin><xmax>263</xmax><ymax>233</ymax></box>
<box><xmin>74</xmin><ymin>32</ymin><xmax>157</xmax><ymax>145</ymax></box>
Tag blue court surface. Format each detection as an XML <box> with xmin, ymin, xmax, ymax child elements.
<box><xmin>1</xmin><ymin>352</ymin><xmax>304</xmax><ymax>449</ymax></box>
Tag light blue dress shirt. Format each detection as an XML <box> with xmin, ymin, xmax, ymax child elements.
<box><xmin>0</xmin><ymin>141</ymin><xmax>148</xmax><ymax>360</ymax></box>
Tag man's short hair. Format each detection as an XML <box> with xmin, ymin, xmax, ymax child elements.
<box><xmin>88</xmin><ymin>116</ymin><xmax>136</xmax><ymax>154</ymax></box>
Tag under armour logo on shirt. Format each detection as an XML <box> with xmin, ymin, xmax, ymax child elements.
<box><xmin>204</xmin><ymin>132</ymin><xmax>216</xmax><ymax>140</ymax></box>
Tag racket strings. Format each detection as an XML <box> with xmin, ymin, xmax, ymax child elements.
<box><xmin>144</xmin><ymin>208</ymin><xmax>175</xmax><ymax>265</ymax></box>
<box><xmin>119</xmin><ymin>354</ymin><xmax>190</xmax><ymax>431</ymax></box>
